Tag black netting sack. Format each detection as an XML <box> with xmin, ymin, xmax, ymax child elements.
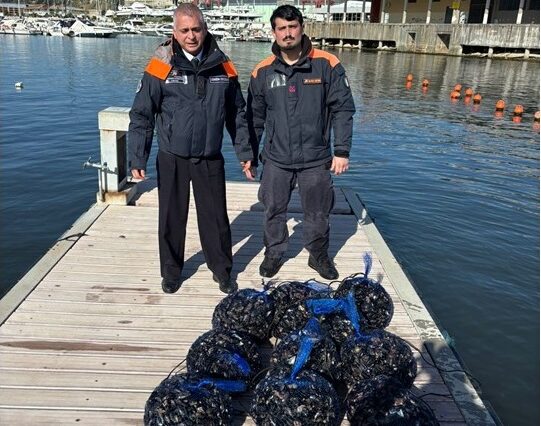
<box><xmin>270</xmin><ymin>318</ymin><xmax>341</xmax><ymax>381</ymax></box>
<box><xmin>334</xmin><ymin>252</ymin><xmax>394</xmax><ymax>330</ymax></box>
<box><xmin>269</xmin><ymin>280</ymin><xmax>331</xmax><ymax>338</ymax></box>
<box><xmin>250</xmin><ymin>367</ymin><xmax>342</xmax><ymax>426</ymax></box>
<box><xmin>144</xmin><ymin>373</ymin><xmax>244</xmax><ymax>426</ymax></box>
<box><xmin>187</xmin><ymin>328</ymin><xmax>262</xmax><ymax>382</ymax></box>
<box><xmin>212</xmin><ymin>288</ymin><xmax>274</xmax><ymax>341</ymax></box>
<box><xmin>321</xmin><ymin>313</ymin><xmax>359</xmax><ymax>346</ymax></box>
<box><xmin>340</xmin><ymin>330</ymin><xmax>417</xmax><ymax>389</ymax></box>
<box><xmin>346</xmin><ymin>375</ymin><xmax>439</xmax><ymax>425</ymax></box>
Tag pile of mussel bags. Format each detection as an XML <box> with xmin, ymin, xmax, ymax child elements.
<box><xmin>144</xmin><ymin>253</ymin><xmax>440</xmax><ymax>425</ymax></box>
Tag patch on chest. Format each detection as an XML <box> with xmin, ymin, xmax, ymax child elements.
<box><xmin>303</xmin><ymin>78</ymin><xmax>322</xmax><ymax>85</ymax></box>
<box><xmin>166</xmin><ymin>69</ymin><xmax>188</xmax><ymax>84</ymax></box>
<box><xmin>209</xmin><ymin>76</ymin><xmax>230</xmax><ymax>84</ymax></box>
<box><xmin>267</xmin><ymin>73</ymin><xmax>286</xmax><ymax>89</ymax></box>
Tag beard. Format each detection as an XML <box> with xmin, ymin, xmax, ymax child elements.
<box><xmin>280</xmin><ymin>38</ymin><xmax>301</xmax><ymax>51</ymax></box>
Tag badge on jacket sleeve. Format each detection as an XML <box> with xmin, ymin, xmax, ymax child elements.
<box><xmin>136</xmin><ymin>79</ymin><xmax>142</xmax><ymax>93</ymax></box>
<box><xmin>344</xmin><ymin>76</ymin><xmax>350</xmax><ymax>88</ymax></box>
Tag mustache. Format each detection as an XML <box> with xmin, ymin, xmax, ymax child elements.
<box><xmin>283</xmin><ymin>36</ymin><xmax>294</xmax><ymax>41</ymax></box>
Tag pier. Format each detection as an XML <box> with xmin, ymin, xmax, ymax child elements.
<box><xmin>305</xmin><ymin>22</ymin><xmax>540</xmax><ymax>58</ymax></box>
<box><xmin>0</xmin><ymin>108</ymin><xmax>497</xmax><ymax>424</ymax></box>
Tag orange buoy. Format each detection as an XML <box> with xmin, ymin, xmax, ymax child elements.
<box><xmin>534</xmin><ymin>111</ymin><xmax>540</xmax><ymax>122</ymax></box>
<box><xmin>450</xmin><ymin>90</ymin><xmax>461</xmax><ymax>99</ymax></box>
<box><xmin>495</xmin><ymin>99</ymin><xmax>506</xmax><ymax>111</ymax></box>
<box><xmin>513</xmin><ymin>105</ymin><xmax>524</xmax><ymax>116</ymax></box>
<box><xmin>465</xmin><ymin>88</ymin><xmax>474</xmax><ymax>97</ymax></box>
<box><xmin>454</xmin><ymin>84</ymin><xmax>462</xmax><ymax>92</ymax></box>
<box><xmin>422</xmin><ymin>79</ymin><xmax>429</xmax><ymax>87</ymax></box>
<box><xmin>406</xmin><ymin>73</ymin><xmax>414</xmax><ymax>82</ymax></box>
<box><xmin>473</xmin><ymin>94</ymin><xmax>482</xmax><ymax>104</ymax></box>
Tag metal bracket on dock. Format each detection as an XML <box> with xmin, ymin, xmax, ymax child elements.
<box><xmin>83</xmin><ymin>157</ymin><xmax>116</xmax><ymax>202</ymax></box>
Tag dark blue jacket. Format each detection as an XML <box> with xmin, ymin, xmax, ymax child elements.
<box><xmin>128</xmin><ymin>35</ymin><xmax>253</xmax><ymax>170</ymax></box>
<box><xmin>247</xmin><ymin>36</ymin><xmax>356</xmax><ymax>169</ymax></box>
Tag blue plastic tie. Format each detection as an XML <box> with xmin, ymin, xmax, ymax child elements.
<box><xmin>363</xmin><ymin>252</ymin><xmax>372</xmax><ymax>277</ymax></box>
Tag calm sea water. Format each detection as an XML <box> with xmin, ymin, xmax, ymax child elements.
<box><xmin>1</xmin><ymin>35</ymin><xmax>539</xmax><ymax>425</ymax></box>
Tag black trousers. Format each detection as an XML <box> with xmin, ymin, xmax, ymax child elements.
<box><xmin>157</xmin><ymin>150</ymin><xmax>232</xmax><ymax>282</ymax></box>
<box><xmin>258</xmin><ymin>161</ymin><xmax>335</xmax><ymax>259</ymax></box>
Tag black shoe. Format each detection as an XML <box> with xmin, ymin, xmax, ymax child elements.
<box><xmin>259</xmin><ymin>255</ymin><xmax>283</xmax><ymax>278</ymax></box>
<box><xmin>213</xmin><ymin>274</ymin><xmax>238</xmax><ymax>295</ymax></box>
<box><xmin>161</xmin><ymin>278</ymin><xmax>182</xmax><ymax>294</ymax></box>
<box><xmin>308</xmin><ymin>254</ymin><xmax>339</xmax><ymax>280</ymax></box>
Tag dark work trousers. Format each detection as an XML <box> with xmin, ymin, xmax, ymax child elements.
<box><xmin>258</xmin><ymin>161</ymin><xmax>335</xmax><ymax>260</ymax></box>
<box><xmin>157</xmin><ymin>150</ymin><xmax>232</xmax><ymax>282</ymax></box>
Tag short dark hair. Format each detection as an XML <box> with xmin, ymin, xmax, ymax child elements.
<box><xmin>270</xmin><ymin>5</ymin><xmax>304</xmax><ymax>30</ymax></box>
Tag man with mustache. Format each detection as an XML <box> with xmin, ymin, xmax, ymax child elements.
<box><xmin>248</xmin><ymin>5</ymin><xmax>356</xmax><ymax>280</ymax></box>
<box><xmin>128</xmin><ymin>4</ymin><xmax>254</xmax><ymax>295</ymax></box>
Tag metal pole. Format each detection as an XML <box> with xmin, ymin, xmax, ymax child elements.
<box><xmin>482</xmin><ymin>0</ymin><xmax>490</xmax><ymax>24</ymax></box>
<box><xmin>516</xmin><ymin>0</ymin><xmax>524</xmax><ymax>23</ymax></box>
<box><xmin>426</xmin><ymin>0</ymin><xmax>433</xmax><ymax>23</ymax></box>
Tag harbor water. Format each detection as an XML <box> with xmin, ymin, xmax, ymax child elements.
<box><xmin>0</xmin><ymin>35</ymin><xmax>539</xmax><ymax>425</ymax></box>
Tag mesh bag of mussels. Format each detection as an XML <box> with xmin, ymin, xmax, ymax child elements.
<box><xmin>144</xmin><ymin>373</ymin><xmax>245</xmax><ymax>426</ymax></box>
<box><xmin>212</xmin><ymin>288</ymin><xmax>274</xmax><ymax>341</ymax></box>
<box><xmin>346</xmin><ymin>375</ymin><xmax>439</xmax><ymax>425</ymax></box>
<box><xmin>332</xmin><ymin>252</ymin><xmax>394</xmax><ymax>333</ymax></box>
<box><xmin>340</xmin><ymin>329</ymin><xmax>417</xmax><ymax>389</ymax></box>
<box><xmin>269</xmin><ymin>280</ymin><xmax>331</xmax><ymax>339</ymax></box>
<box><xmin>250</xmin><ymin>367</ymin><xmax>342</xmax><ymax>426</ymax></box>
<box><xmin>186</xmin><ymin>328</ymin><xmax>262</xmax><ymax>382</ymax></box>
<box><xmin>270</xmin><ymin>317</ymin><xmax>341</xmax><ymax>381</ymax></box>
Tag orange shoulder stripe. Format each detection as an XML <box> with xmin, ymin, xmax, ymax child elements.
<box><xmin>145</xmin><ymin>57</ymin><xmax>172</xmax><ymax>80</ymax></box>
<box><xmin>222</xmin><ymin>60</ymin><xmax>238</xmax><ymax>78</ymax></box>
<box><xmin>251</xmin><ymin>55</ymin><xmax>275</xmax><ymax>78</ymax></box>
<box><xmin>309</xmin><ymin>49</ymin><xmax>340</xmax><ymax>68</ymax></box>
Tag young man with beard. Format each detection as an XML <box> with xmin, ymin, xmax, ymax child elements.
<box><xmin>128</xmin><ymin>4</ymin><xmax>255</xmax><ymax>294</ymax></box>
<box><xmin>248</xmin><ymin>5</ymin><xmax>356</xmax><ymax>280</ymax></box>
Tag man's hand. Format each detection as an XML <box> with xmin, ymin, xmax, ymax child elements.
<box><xmin>241</xmin><ymin>160</ymin><xmax>256</xmax><ymax>181</ymax></box>
<box><xmin>330</xmin><ymin>157</ymin><xmax>349</xmax><ymax>175</ymax></box>
<box><xmin>131</xmin><ymin>169</ymin><xmax>146</xmax><ymax>180</ymax></box>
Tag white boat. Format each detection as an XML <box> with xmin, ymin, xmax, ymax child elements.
<box><xmin>121</xmin><ymin>18</ymin><xmax>145</xmax><ymax>34</ymax></box>
<box><xmin>0</xmin><ymin>19</ymin><xmax>41</xmax><ymax>35</ymax></box>
<box><xmin>63</xmin><ymin>18</ymin><xmax>118</xmax><ymax>38</ymax></box>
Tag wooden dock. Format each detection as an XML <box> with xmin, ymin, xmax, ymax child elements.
<box><xmin>0</xmin><ymin>181</ymin><xmax>495</xmax><ymax>425</ymax></box>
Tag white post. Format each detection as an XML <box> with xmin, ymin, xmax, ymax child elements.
<box><xmin>482</xmin><ymin>0</ymin><xmax>491</xmax><ymax>24</ymax></box>
<box><xmin>380</xmin><ymin>0</ymin><xmax>386</xmax><ymax>22</ymax></box>
<box><xmin>426</xmin><ymin>0</ymin><xmax>433</xmax><ymax>23</ymax></box>
<box><xmin>361</xmin><ymin>0</ymin><xmax>367</xmax><ymax>22</ymax></box>
<box><xmin>97</xmin><ymin>107</ymin><xmax>137</xmax><ymax>205</ymax></box>
<box><xmin>516</xmin><ymin>0</ymin><xmax>524</xmax><ymax>23</ymax></box>
<box><xmin>343</xmin><ymin>0</ymin><xmax>348</xmax><ymax>22</ymax></box>
<box><xmin>402</xmin><ymin>0</ymin><xmax>408</xmax><ymax>23</ymax></box>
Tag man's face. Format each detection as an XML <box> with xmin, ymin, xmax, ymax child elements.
<box><xmin>272</xmin><ymin>17</ymin><xmax>303</xmax><ymax>51</ymax></box>
<box><xmin>173</xmin><ymin>14</ymin><xmax>207</xmax><ymax>55</ymax></box>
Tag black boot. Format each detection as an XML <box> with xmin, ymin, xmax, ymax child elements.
<box><xmin>259</xmin><ymin>256</ymin><xmax>283</xmax><ymax>278</ymax></box>
<box><xmin>308</xmin><ymin>254</ymin><xmax>338</xmax><ymax>280</ymax></box>
<box><xmin>213</xmin><ymin>274</ymin><xmax>238</xmax><ymax>294</ymax></box>
<box><xmin>161</xmin><ymin>278</ymin><xmax>182</xmax><ymax>294</ymax></box>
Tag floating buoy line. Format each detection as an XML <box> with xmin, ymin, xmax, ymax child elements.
<box><xmin>405</xmin><ymin>73</ymin><xmax>539</xmax><ymax>127</ymax></box>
